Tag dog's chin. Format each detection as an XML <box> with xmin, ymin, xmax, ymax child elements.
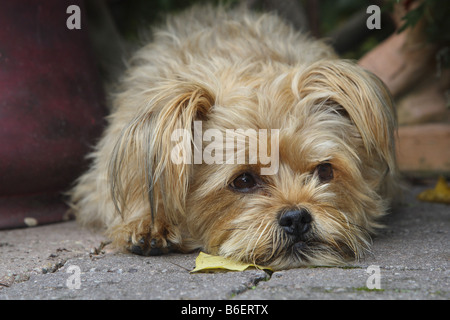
<box><xmin>217</xmin><ymin>240</ymin><xmax>357</xmax><ymax>271</ymax></box>
<box><xmin>218</xmin><ymin>236</ymin><xmax>365</xmax><ymax>271</ymax></box>
<box><xmin>208</xmin><ymin>211</ymin><xmax>371</xmax><ymax>271</ymax></box>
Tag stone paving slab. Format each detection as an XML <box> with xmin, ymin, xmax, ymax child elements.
<box><xmin>0</xmin><ymin>252</ymin><xmax>268</xmax><ymax>300</ymax></box>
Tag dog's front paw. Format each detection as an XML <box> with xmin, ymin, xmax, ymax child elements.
<box><xmin>128</xmin><ymin>235</ymin><xmax>174</xmax><ymax>256</ymax></box>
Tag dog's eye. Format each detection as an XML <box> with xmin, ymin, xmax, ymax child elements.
<box><xmin>230</xmin><ymin>173</ymin><xmax>258</xmax><ymax>192</ymax></box>
<box><xmin>316</xmin><ymin>163</ymin><xmax>333</xmax><ymax>183</ymax></box>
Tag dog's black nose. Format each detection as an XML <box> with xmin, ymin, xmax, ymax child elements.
<box><xmin>279</xmin><ymin>208</ymin><xmax>312</xmax><ymax>238</ymax></box>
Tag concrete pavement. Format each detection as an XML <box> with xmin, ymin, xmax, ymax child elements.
<box><xmin>0</xmin><ymin>182</ymin><xmax>448</xmax><ymax>300</ymax></box>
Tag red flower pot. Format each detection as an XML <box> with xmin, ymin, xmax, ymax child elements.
<box><xmin>0</xmin><ymin>0</ymin><xmax>107</xmax><ymax>229</ymax></box>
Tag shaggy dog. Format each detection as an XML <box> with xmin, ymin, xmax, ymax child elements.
<box><xmin>70</xmin><ymin>7</ymin><xmax>397</xmax><ymax>270</ymax></box>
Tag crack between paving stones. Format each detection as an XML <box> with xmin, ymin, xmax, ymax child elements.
<box><xmin>227</xmin><ymin>265</ymin><xmax>363</xmax><ymax>299</ymax></box>
<box><xmin>227</xmin><ymin>265</ymin><xmax>367</xmax><ymax>299</ymax></box>
<box><xmin>226</xmin><ymin>265</ymin><xmax>376</xmax><ymax>299</ymax></box>
<box><xmin>42</xmin><ymin>259</ymin><xmax>67</xmax><ymax>274</ymax></box>
<box><xmin>229</xmin><ymin>270</ymin><xmax>272</xmax><ymax>298</ymax></box>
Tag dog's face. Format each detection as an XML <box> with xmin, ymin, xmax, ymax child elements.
<box><xmin>182</xmin><ymin>67</ymin><xmax>393</xmax><ymax>270</ymax></box>
<box><xmin>109</xmin><ymin>60</ymin><xmax>397</xmax><ymax>270</ymax></box>
<box><xmin>186</xmin><ymin>124</ymin><xmax>369</xmax><ymax>269</ymax></box>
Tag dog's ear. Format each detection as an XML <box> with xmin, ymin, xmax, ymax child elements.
<box><xmin>296</xmin><ymin>60</ymin><xmax>397</xmax><ymax>176</ymax></box>
<box><xmin>109</xmin><ymin>80</ymin><xmax>215</xmax><ymax>222</ymax></box>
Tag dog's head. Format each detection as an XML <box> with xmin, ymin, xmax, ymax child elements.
<box><xmin>111</xmin><ymin>59</ymin><xmax>397</xmax><ymax>269</ymax></box>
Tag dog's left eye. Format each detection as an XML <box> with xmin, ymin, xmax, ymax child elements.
<box><xmin>230</xmin><ymin>173</ymin><xmax>258</xmax><ymax>192</ymax></box>
<box><xmin>316</xmin><ymin>163</ymin><xmax>333</xmax><ymax>183</ymax></box>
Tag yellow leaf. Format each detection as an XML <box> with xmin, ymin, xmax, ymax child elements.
<box><xmin>417</xmin><ymin>176</ymin><xmax>450</xmax><ymax>204</ymax></box>
<box><xmin>190</xmin><ymin>252</ymin><xmax>273</xmax><ymax>273</ymax></box>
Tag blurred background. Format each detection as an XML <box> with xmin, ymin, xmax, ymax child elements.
<box><xmin>86</xmin><ymin>0</ymin><xmax>449</xmax><ymax>176</ymax></box>
<box><xmin>87</xmin><ymin>0</ymin><xmax>398</xmax><ymax>74</ymax></box>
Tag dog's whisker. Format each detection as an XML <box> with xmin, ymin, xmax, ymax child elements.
<box><xmin>250</xmin><ymin>220</ymin><xmax>273</xmax><ymax>265</ymax></box>
<box><xmin>223</xmin><ymin>227</ymin><xmax>247</xmax><ymax>232</ymax></box>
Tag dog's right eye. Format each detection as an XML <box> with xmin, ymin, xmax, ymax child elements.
<box><xmin>230</xmin><ymin>173</ymin><xmax>258</xmax><ymax>193</ymax></box>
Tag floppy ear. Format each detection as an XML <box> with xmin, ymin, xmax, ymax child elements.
<box><xmin>297</xmin><ymin>60</ymin><xmax>397</xmax><ymax>177</ymax></box>
<box><xmin>109</xmin><ymin>80</ymin><xmax>215</xmax><ymax>224</ymax></box>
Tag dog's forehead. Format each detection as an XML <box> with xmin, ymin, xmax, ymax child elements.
<box><xmin>277</xmin><ymin>129</ymin><xmax>336</xmax><ymax>173</ymax></box>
